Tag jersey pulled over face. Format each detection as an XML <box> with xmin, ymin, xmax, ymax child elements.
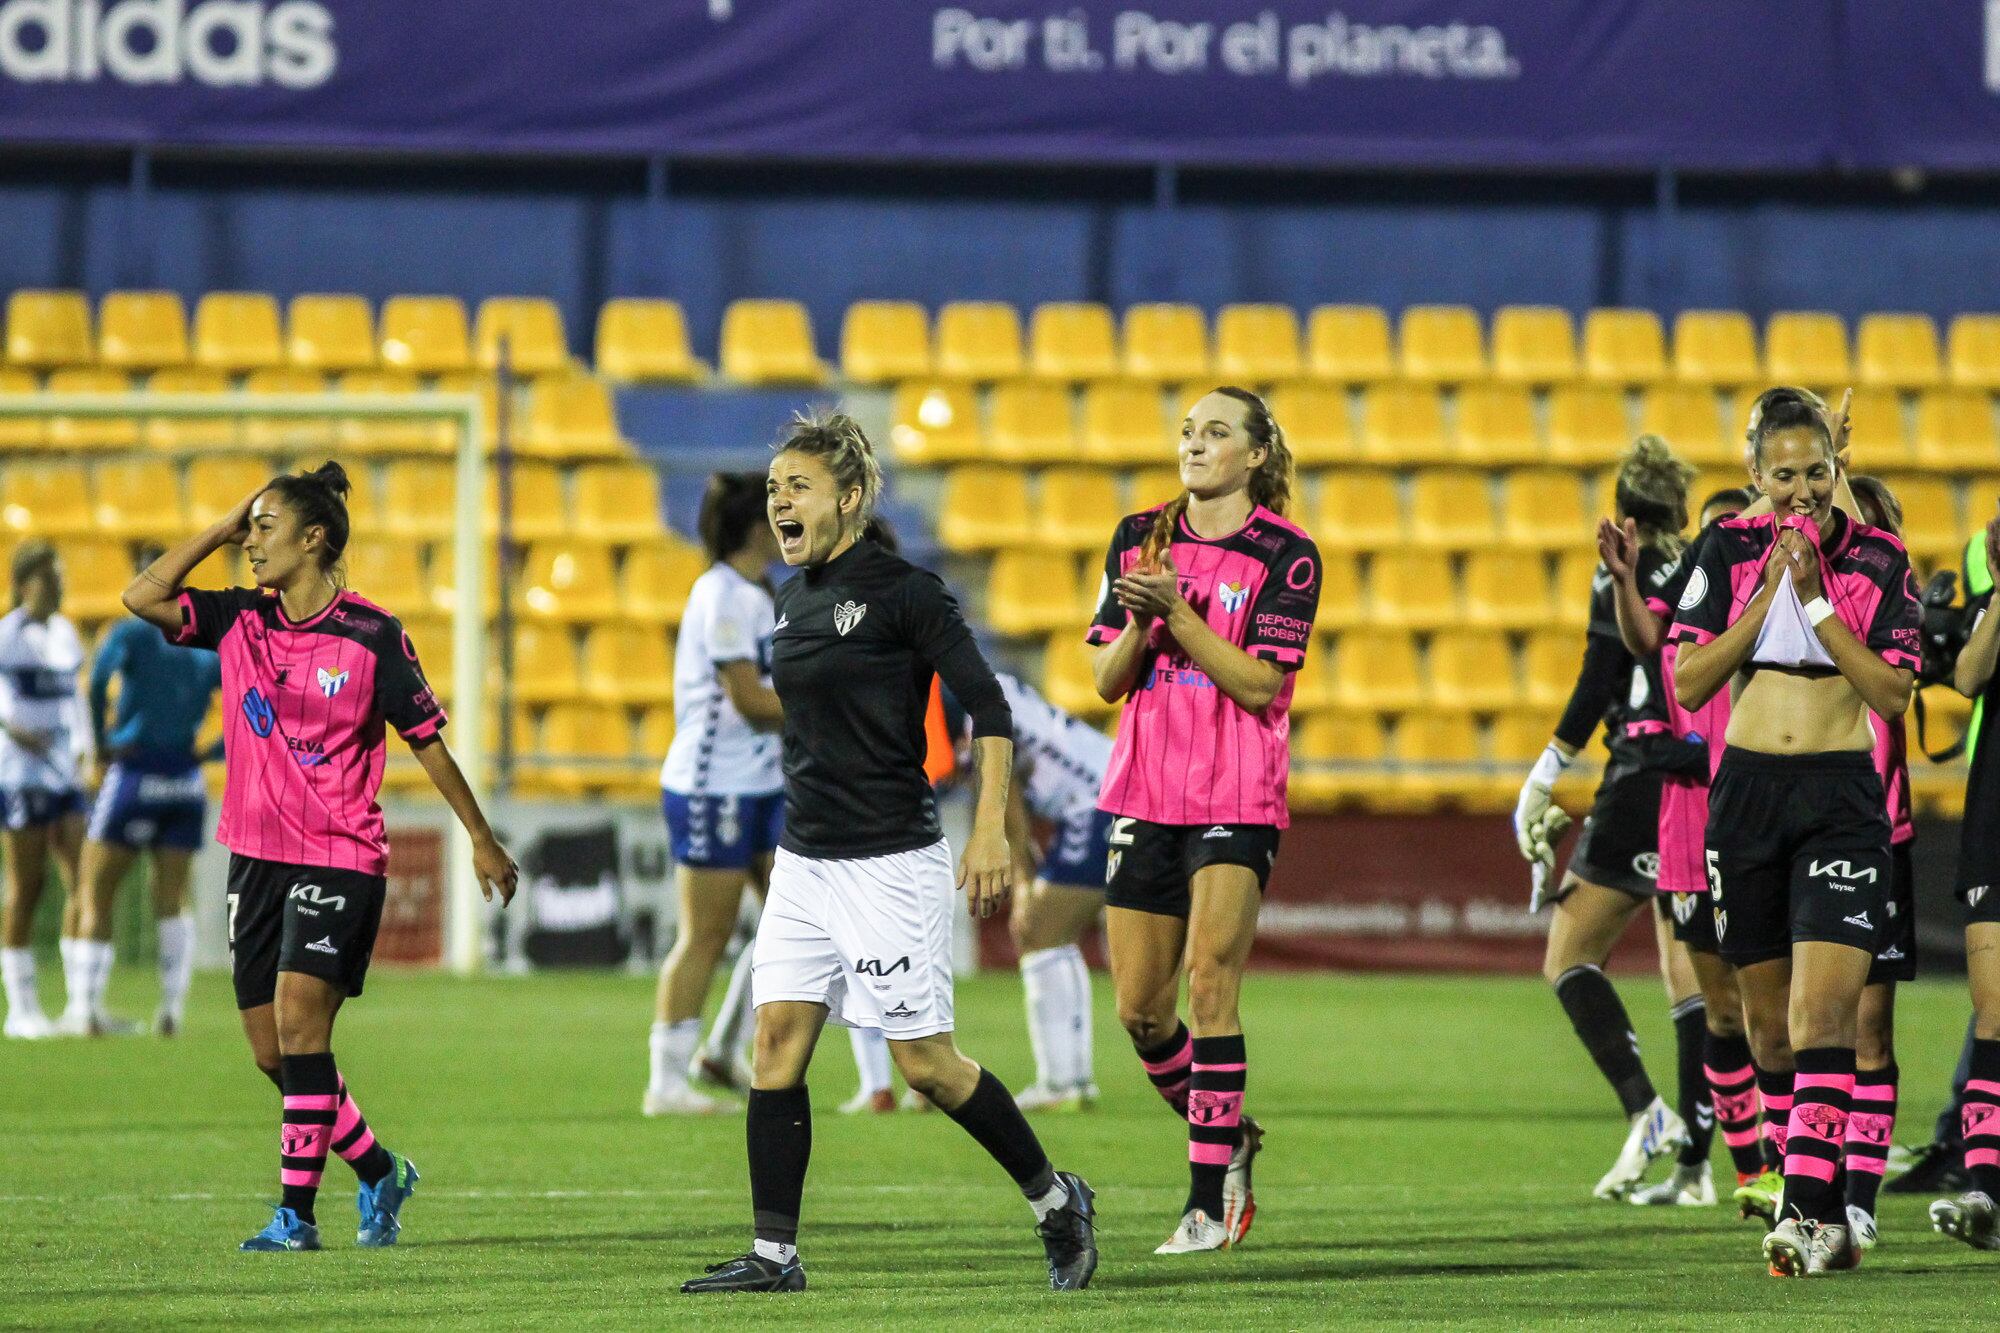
<box><xmin>171</xmin><ymin>587</ymin><xmax>445</xmax><ymax>875</ymax></box>
<box><xmin>1087</xmin><ymin>504</ymin><xmax>1321</xmax><ymax>827</ymax></box>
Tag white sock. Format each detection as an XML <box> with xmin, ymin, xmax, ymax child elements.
<box><xmin>1020</xmin><ymin>945</ymin><xmax>1084</xmax><ymax>1090</ymax></box>
<box><xmin>1061</xmin><ymin>945</ymin><xmax>1093</xmax><ymax>1089</ymax></box>
<box><xmin>706</xmin><ymin>944</ymin><xmax>757</xmax><ymax>1066</ymax></box>
<box><xmin>85</xmin><ymin>940</ymin><xmax>116</xmax><ymax>1016</ymax></box>
<box><xmin>157</xmin><ymin>915</ymin><xmax>194</xmax><ymax>1022</ymax></box>
<box><xmin>1</xmin><ymin>946</ymin><xmax>41</xmax><ymax>1019</ymax></box>
<box><xmin>649</xmin><ymin>1018</ymin><xmax>701</xmax><ymax>1093</ymax></box>
<box><xmin>1027</xmin><ymin>1176</ymin><xmax>1071</xmax><ymax>1223</ymax></box>
<box><xmin>59</xmin><ymin>937</ymin><xmax>87</xmax><ymax>1018</ymax></box>
<box><xmin>752</xmin><ymin>1238</ymin><xmax>797</xmax><ymax>1266</ymax></box>
<box><xmin>849</xmin><ymin>1026</ymin><xmax>892</xmax><ymax>1097</ymax></box>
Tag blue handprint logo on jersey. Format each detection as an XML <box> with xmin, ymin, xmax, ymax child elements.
<box><xmin>241</xmin><ymin>686</ymin><xmax>276</xmax><ymax>738</ymax></box>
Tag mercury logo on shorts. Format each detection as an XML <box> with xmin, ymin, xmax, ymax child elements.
<box><xmin>833</xmin><ymin>601</ymin><xmax>867</xmax><ymax>635</ymax></box>
<box><xmin>1843</xmin><ymin>911</ymin><xmax>1872</xmax><ymax>930</ymax></box>
<box><xmin>882</xmin><ymin>1001</ymin><xmax>917</xmax><ymax>1020</ymax></box>
<box><xmin>306</xmin><ymin>936</ymin><xmax>338</xmax><ymax>955</ymax></box>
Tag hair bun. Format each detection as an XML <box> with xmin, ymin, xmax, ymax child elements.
<box><xmin>304</xmin><ymin>460</ymin><xmax>351</xmax><ymax>499</ymax></box>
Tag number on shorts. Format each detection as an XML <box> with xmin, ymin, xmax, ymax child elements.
<box><xmin>1108</xmin><ymin>816</ymin><xmax>1136</xmax><ymax>847</ymax></box>
<box><xmin>1704</xmin><ymin>849</ymin><xmax>1722</xmax><ymax>901</ymax></box>
<box><xmin>227</xmin><ymin>891</ymin><xmax>240</xmax><ymax>947</ymax></box>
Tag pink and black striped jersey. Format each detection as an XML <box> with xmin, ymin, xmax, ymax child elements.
<box><xmin>168</xmin><ymin>587</ymin><xmax>445</xmax><ymax>875</ymax></box>
<box><xmin>1087</xmin><ymin>504</ymin><xmax>1321</xmax><ymax>828</ymax></box>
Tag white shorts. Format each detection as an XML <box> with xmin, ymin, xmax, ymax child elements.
<box><xmin>752</xmin><ymin>839</ymin><xmax>957</xmax><ymax>1040</ymax></box>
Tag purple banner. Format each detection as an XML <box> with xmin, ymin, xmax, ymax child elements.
<box><xmin>0</xmin><ymin>1</ymin><xmax>1985</xmax><ymax>171</ymax></box>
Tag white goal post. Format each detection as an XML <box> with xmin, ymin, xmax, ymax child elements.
<box><xmin>0</xmin><ymin>390</ymin><xmax>490</xmax><ymax>972</ymax></box>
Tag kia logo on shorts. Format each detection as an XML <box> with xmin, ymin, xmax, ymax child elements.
<box><xmin>855</xmin><ymin>956</ymin><xmax>909</xmax><ymax>977</ymax></box>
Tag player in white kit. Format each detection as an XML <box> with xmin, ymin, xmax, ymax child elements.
<box><xmin>0</xmin><ymin>542</ymin><xmax>95</xmax><ymax>1039</ymax></box>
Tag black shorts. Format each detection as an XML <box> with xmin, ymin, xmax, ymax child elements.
<box><xmin>1866</xmin><ymin>839</ymin><xmax>1918</xmax><ymax>985</ymax></box>
<box><xmin>1953</xmin><ymin>804</ymin><xmax>2000</xmax><ymax>926</ymax></box>
<box><xmin>1664</xmin><ymin>890</ymin><xmax>1721</xmax><ymax>955</ymax></box>
<box><xmin>1705</xmin><ymin>748</ymin><xmax>1891</xmax><ymax>968</ymax></box>
<box><xmin>1563</xmin><ymin>767</ymin><xmax>1663</xmax><ymax>900</ymax></box>
<box><xmin>227</xmin><ymin>853</ymin><xmax>388</xmax><ymax>1010</ymax></box>
<box><xmin>1103</xmin><ymin>817</ymin><xmax>1280</xmax><ymax>919</ymax></box>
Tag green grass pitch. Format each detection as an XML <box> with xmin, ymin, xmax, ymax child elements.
<box><xmin>2</xmin><ymin>966</ymin><xmax>1995</xmax><ymax>1329</ymax></box>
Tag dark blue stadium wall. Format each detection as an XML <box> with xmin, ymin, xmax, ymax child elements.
<box><xmin>2</xmin><ymin>162</ymin><xmax>1997</xmax><ymax>358</ymax></box>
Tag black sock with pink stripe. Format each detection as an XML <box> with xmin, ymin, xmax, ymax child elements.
<box><xmin>1844</xmin><ymin>1064</ymin><xmax>1897</xmax><ymax>1214</ymax></box>
<box><xmin>1186</xmin><ymin>1034</ymin><xmax>1246</xmax><ymax>1219</ymax></box>
<box><xmin>1138</xmin><ymin>1023</ymin><xmax>1193</xmax><ymax>1119</ymax></box>
<box><xmin>1782</xmin><ymin>1047</ymin><xmax>1854</xmax><ymax>1225</ymax></box>
<box><xmin>333</xmin><ymin>1077</ymin><xmax>396</xmax><ymax>1187</ymax></box>
<box><xmin>1964</xmin><ymin>1039</ymin><xmax>2000</xmax><ymax>1198</ymax></box>
<box><xmin>279</xmin><ymin>1053</ymin><xmax>339</xmax><ymax>1225</ymax></box>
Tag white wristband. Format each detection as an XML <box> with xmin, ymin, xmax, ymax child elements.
<box><xmin>1803</xmin><ymin>596</ymin><xmax>1835</xmax><ymax>627</ymax></box>
<box><xmin>1529</xmin><ymin>743</ymin><xmax>1574</xmax><ymax>790</ymax></box>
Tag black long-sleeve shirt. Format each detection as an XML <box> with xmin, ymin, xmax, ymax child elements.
<box><xmin>769</xmin><ymin>539</ymin><xmax>1010</xmax><ymax>859</ymax></box>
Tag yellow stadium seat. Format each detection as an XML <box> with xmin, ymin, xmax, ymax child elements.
<box><xmin>1503</xmin><ymin>469</ymin><xmax>1592</xmax><ymax>550</ymax></box>
<box><xmin>1408</xmin><ymin>469</ymin><xmax>1498</xmax><ymax>549</ymax></box>
<box><xmin>1314</xmin><ymin>553</ymin><xmax>1364</xmax><ymax>632</ymax></box>
<box><xmin>1581</xmin><ymin>308</ymin><xmax>1667</xmax><ymax>384</ymax></box>
<box><xmin>519</xmin><ymin>541</ymin><xmax>619</xmax><ymax>622</ymax></box>
<box><xmin>382</xmin><ymin>459</ymin><xmax>457</xmax><ymax>542</ymax></box>
<box><xmin>1521</xmin><ymin>631</ymin><xmax>1582</xmax><ymax>710</ymax></box>
<box><xmin>1286</xmin><ymin>638</ymin><xmax>1333</xmax><ymax>714</ymax></box>
<box><xmin>504</xmin><ymin>622</ymin><xmax>583</xmax><ymax>704</ymax></box>
<box><xmin>1673</xmin><ymin>311</ymin><xmax>1761</xmax><ymax>387</ymax></box>
<box><xmin>935</xmin><ymin>301</ymin><xmax>1024</xmax><ymax>381</ymax></box>
<box><xmin>938</xmin><ymin>464</ymin><xmax>1032</xmax><ymax>551</ymax></box>
<box><xmin>474</xmin><ymin>297</ymin><xmax>569</xmax><ymax>377</ymax></box>
<box><xmin>1914</xmin><ymin>390</ymin><xmax>1999</xmax><ymax>472</ymax></box>
<box><xmin>1426</xmin><ymin>630</ymin><xmax>1517</xmax><ymax>712</ymax></box>
<box><xmin>186</xmin><ymin>456</ymin><xmax>271</xmax><ymax>529</ymax></box>
<box><xmin>185</xmin><ymin>543</ymin><xmax>243</xmax><ymax>595</ymax></box>
<box><xmin>1764</xmin><ymin>311</ymin><xmax>1850</xmax><ymax>388</ymax></box>
<box><xmin>334</xmin><ymin>370</ymin><xmax>453</xmax><ymax>456</ymax></box>
<box><xmin>1878</xmin><ymin>475</ymin><xmax>1959</xmax><ymax>565</ymax></box>
<box><xmin>1463</xmin><ymin>550</ymin><xmax>1553</xmax><ymax>629</ymax></box>
<box><xmin>92</xmin><ymin>458</ymin><xmax>183</xmax><ymax>539</ymax></box>
<box><xmin>1844</xmin><ymin>388</ymin><xmax>1912</xmax><ymax>468</ymax></box>
<box><xmin>1492</xmin><ymin>709</ymin><xmax>1594</xmax><ymax>808</ymax></box>
<box><xmin>0</xmin><ymin>368</ymin><xmax>44</xmax><ymax>450</ymax></box>
<box><xmin>594</xmin><ymin>298</ymin><xmax>703</xmax><ymax>384</ymax></box>
<box><xmin>486</xmin><ymin>461</ymin><xmax>568</xmax><ymax>542</ymax></box>
<box><xmin>426</xmin><ymin>544</ymin><xmax>508</xmax><ymax>621</ymax></box>
<box><xmin>1359</xmin><ymin>382</ymin><xmax>1450</xmax><ymax>465</ymax></box>
<box><xmin>1037</xmin><ymin>468</ymin><xmax>1122</xmax><ymax>551</ymax></box>
<box><xmin>1291</xmin><ymin>709</ymin><xmax>1388</xmax><ymax>808</ymax></box>
<box><xmin>1028</xmin><ymin>303</ymin><xmax>1118</xmax><ymax>381</ymax></box>
<box><xmin>1305</xmin><ymin>305</ymin><xmax>1394</xmax><ymax>384</ymax></box>
<box><xmin>98</xmin><ymin>291</ymin><xmax>188</xmax><ymax>370</ymax></box>
<box><xmin>574</xmin><ymin>462</ymin><xmax>666</xmax><ymax>546</ymax></box>
<box><xmin>1041</xmin><ymin>632</ymin><xmax>1115</xmax><ymax>721</ymax></box>
<box><xmin>2</xmin><ymin>461</ymin><xmax>93</xmax><ymax>537</ymax></box>
<box><xmin>1399</xmin><ymin>305</ymin><xmax>1486</xmax><ymax>383</ymax></box>
<box><xmin>379</xmin><ymin>296</ymin><xmax>472</xmax><ymax>374</ymax></box>
<box><xmin>1079</xmin><ymin>380</ymin><xmax>1170</xmax><ymax>464</ymax></box>
<box><xmin>622</xmin><ymin>540</ymin><xmax>706</xmax><ymax>626</ymax></box>
<box><xmin>637</xmin><ymin>705</ymin><xmax>676</xmax><ymax>764</ymax></box>
<box><xmin>45</xmin><ymin>368</ymin><xmax>137</xmax><ymax>451</ymax></box>
<box><xmin>1946</xmin><ymin>315</ymin><xmax>2000</xmax><ymax>391</ymax></box>
<box><xmin>1266</xmin><ymin>383</ymin><xmax>1357</xmax><ymax>466</ymax></box>
<box><xmin>1130</xmin><ymin>466</ymin><xmax>1183</xmax><ymax>511</ymax></box>
<box><xmin>1121</xmin><ymin>304</ymin><xmax>1208</xmax><ymax>384</ymax></box>
<box><xmin>989</xmin><ymin>381</ymin><xmax>1077</xmax><ymax>463</ymax></box>
<box><xmin>518</xmin><ymin>376</ymin><xmax>624</xmax><ymax>459</ymax></box>
<box><xmin>1331</xmin><ymin>630</ymin><xmax>1425</xmax><ymax>711</ymax></box>
<box><xmin>1214</xmin><ymin>304</ymin><xmax>1301</xmax><ymax>383</ymax></box>
<box><xmin>192</xmin><ymin>292</ymin><xmax>283</xmax><ymax>371</ymax></box>
<box><xmin>1639</xmin><ymin>384</ymin><xmax>1735</xmax><ymax>467</ymax></box>
<box><xmin>988</xmin><ymin>549</ymin><xmax>1079</xmax><ymax>637</ymax></box>
<box><xmin>240</xmin><ymin>368</ymin><xmax>332</xmax><ymax>451</ymax></box>
<box><xmin>1689</xmin><ymin>467</ymin><xmax>1754</xmax><ymax>513</ymax></box>
<box><xmin>1368</xmin><ymin>551</ymin><xmax>1456</xmax><ymax>629</ymax></box>
<box><xmin>1314</xmin><ymin>470</ymin><xmax>1403</xmax><ymax>552</ymax></box>
<box><xmin>888</xmin><ymin>381</ymin><xmax>983</xmax><ymax>465</ymax></box>
<box><xmin>1489</xmin><ymin>306</ymin><xmax>1576</xmax><ymax>384</ymax></box>
<box><xmin>5</xmin><ymin>290</ymin><xmax>93</xmax><ymax>368</ymax></box>
<box><xmin>533</xmin><ymin>703</ymin><xmax>633</xmax><ymax>796</ymax></box>
<box><xmin>1394</xmin><ymin>713</ymin><xmax>1486</xmax><ymax>806</ymax></box>
<box><xmin>581</xmin><ymin>622</ymin><xmax>673</xmax><ymax>706</ymax></box>
<box><xmin>1552</xmin><ymin>550</ymin><xmax>1598</xmax><ymax>627</ymax></box>
<box><xmin>1855</xmin><ymin>313</ymin><xmax>1941</xmax><ymax>390</ymax></box>
<box><xmin>142</xmin><ymin>367</ymin><xmax>235</xmax><ymax>450</ymax></box>
<box><xmin>720</xmin><ymin>296</ymin><xmax>828</xmax><ymax>384</ymax></box>
<box><xmin>1453</xmin><ymin>384</ymin><xmax>1543</xmax><ymax>465</ymax></box>
<box><xmin>58</xmin><ymin>539</ymin><xmax>130</xmax><ymax>622</ymax></box>
<box><xmin>840</xmin><ymin>301</ymin><xmax>930</xmax><ymax>384</ymax></box>
<box><xmin>343</xmin><ymin>542</ymin><xmax>429</xmax><ymax>608</ymax></box>
<box><xmin>287</xmin><ymin>294</ymin><xmax>377</xmax><ymax>372</ymax></box>
<box><xmin>1546</xmin><ymin>385</ymin><xmax>1630</xmax><ymax>466</ymax></box>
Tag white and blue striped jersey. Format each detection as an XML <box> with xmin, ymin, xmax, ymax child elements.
<box><xmin>661</xmin><ymin>563</ymin><xmax>782</xmax><ymax>797</ymax></box>
<box><xmin>0</xmin><ymin>609</ymin><xmax>88</xmax><ymax>793</ymax></box>
<box><xmin>993</xmin><ymin>673</ymin><xmax>1110</xmax><ymax>824</ymax></box>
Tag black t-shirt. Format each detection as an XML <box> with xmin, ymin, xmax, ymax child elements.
<box><xmin>769</xmin><ymin>539</ymin><xmax>1010</xmax><ymax>860</ymax></box>
<box><xmin>1957</xmin><ymin>592</ymin><xmax>2000</xmax><ymax>888</ymax></box>
<box><xmin>1563</xmin><ymin>546</ymin><xmax>1680</xmax><ymax>771</ymax></box>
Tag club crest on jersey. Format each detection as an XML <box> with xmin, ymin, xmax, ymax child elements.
<box><xmin>833</xmin><ymin>601</ymin><xmax>867</xmax><ymax>636</ymax></box>
<box><xmin>1217</xmin><ymin>581</ymin><xmax>1250</xmax><ymax>614</ymax></box>
<box><xmin>317</xmin><ymin>666</ymin><xmax>350</xmax><ymax>698</ymax></box>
